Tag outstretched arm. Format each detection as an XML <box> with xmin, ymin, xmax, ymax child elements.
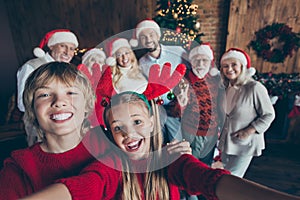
<box><xmin>19</xmin><ymin>183</ymin><xmax>71</xmax><ymax>200</ymax></box>
<box><xmin>169</xmin><ymin>154</ymin><xmax>300</xmax><ymax>200</ymax></box>
<box><xmin>19</xmin><ymin>158</ymin><xmax>121</xmax><ymax>200</ymax></box>
<box><xmin>216</xmin><ymin>174</ymin><xmax>300</xmax><ymax>200</ymax></box>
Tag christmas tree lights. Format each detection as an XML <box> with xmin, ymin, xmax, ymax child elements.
<box><xmin>154</xmin><ymin>0</ymin><xmax>204</xmax><ymax>49</ymax></box>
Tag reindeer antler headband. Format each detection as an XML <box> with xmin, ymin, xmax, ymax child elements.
<box><xmin>96</xmin><ymin>62</ymin><xmax>186</xmax><ymax>105</ymax></box>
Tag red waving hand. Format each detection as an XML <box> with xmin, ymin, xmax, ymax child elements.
<box><xmin>143</xmin><ymin>62</ymin><xmax>186</xmax><ymax>100</ymax></box>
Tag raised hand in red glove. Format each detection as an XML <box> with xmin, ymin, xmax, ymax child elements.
<box><xmin>77</xmin><ymin>64</ymin><xmax>92</xmax><ymax>81</ymax></box>
<box><xmin>95</xmin><ymin>66</ymin><xmax>116</xmax><ymax>101</ymax></box>
<box><xmin>143</xmin><ymin>62</ymin><xmax>186</xmax><ymax>100</ymax></box>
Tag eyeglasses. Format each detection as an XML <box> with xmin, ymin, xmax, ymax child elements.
<box><xmin>191</xmin><ymin>58</ymin><xmax>210</xmax><ymax>66</ymax></box>
<box><xmin>115</xmin><ymin>51</ymin><xmax>132</xmax><ymax>58</ymax></box>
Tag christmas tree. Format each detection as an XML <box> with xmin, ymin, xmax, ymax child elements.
<box><xmin>153</xmin><ymin>0</ymin><xmax>204</xmax><ymax>49</ymax></box>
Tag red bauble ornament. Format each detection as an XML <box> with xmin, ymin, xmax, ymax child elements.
<box><xmin>176</xmin><ymin>27</ymin><xmax>181</xmax><ymax>33</ymax></box>
<box><xmin>101</xmin><ymin>98</ymin><xmax>109</xmax><ymax>107</ymax></box>
<box><xmin>156</xmin><ymin>98</ymin><xmax>164</xmax><ymax>105</ymax></box>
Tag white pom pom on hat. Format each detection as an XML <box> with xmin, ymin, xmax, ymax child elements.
<box><xmin>270</xmin><ymin>95</ymin><xmax>279</xmax><ymax>105</ymax></box>
<box><xmin>209</xmin><ymin>67</ymin><xmax>220</xmax><ymax>76</ymax></box>
<box><xmin>33</xmin><ymin>29</ymin><xmax>79</xmax><ymax>58</ymax></box>
<box><xmin>247</xmin><ymin>67</ymin><xmax>256</xmax><ymax>76</ymax></box>
<box><xmin>105</xmin><ymin>38</ymin><xmax>132</xmax><ymax>66</ymax></box>
<box><xmin>33</xmin><ymin>47</ymin><xmax>46</xmax><ymax>58</ymax></box>
<box><xmin>130</xmin><ymin>19</ymin><xmax>161</xmax><ymax>47</ymax></box>
<box><xmin>105</xmin><ymin>57</ymin><xmax>116</xmax><ymax>66</ymax></box>
<box><xmin>220</xmin><ymin>47</ymin><xmax>256</xmax><ymax>77</ymax></box>
<box><xmin>129</xmin><ymin>38</ymin><xmax>139</xmax><ymax>47</ymax></box>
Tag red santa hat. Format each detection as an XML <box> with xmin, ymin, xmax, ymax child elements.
<box><xmin>129</xmin><ymin>19</ymin><xmax>161</xmax><ymax>47</ymax></box>
<box><xmin>105</xmin><ymin>38</ymin><xmax>131</xmax><ymax>66</ymax></box>
<box><xmin>82</xmin><ymin>48</ymin><xmax>106</xmax><ymax>64</ymax></box>
<box><xmin>220</xmin><ymin>47</ymin><xmax>256</xmax><ymax>76</ymax></box>
<box><xmin>33</xmin><ymin>29</ymin><xmax>79</xmax><ymax>58</ymax></box>
<box><xmin>189</xmin><ymin>42</ymin><xmax>219</xmax><ymax>76</ymax></box>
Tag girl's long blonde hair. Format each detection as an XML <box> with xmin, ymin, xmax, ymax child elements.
<box><xmin>104</xmin><ymin>92</ymin><xmax>170</xmax><ymax>200</ymax></box>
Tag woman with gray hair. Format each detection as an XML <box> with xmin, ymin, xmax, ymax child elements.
<box><xmin>218</xmin><ymin>48</ymin><xmax>275</xmax><ymax>178</ymax></box>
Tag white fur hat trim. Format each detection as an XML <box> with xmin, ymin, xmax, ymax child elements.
<box><xmin>110</xmin><ymin>38</ymin><xmax>131</xmax><ymax>56</ymax></box>
<box><xmin>48</xmin><ymin>31</ymin><xmax>78</xmax><ymax>47</ymax></box>
<box><xmin>221</xmin><ymin>50</ymin><xmax>247</xmax><ymax>67</ymax></box>
<box><xmin>189</xmin><ymin>45</ymin><xmax>214</xmax><ymax>61</ymax></box>
<box><xmin>82</xmin><ymin>48</ymin><xmax>106</xmax><ymax>64</ymax></box>
<box><xmin>135</xmin><ymin>20</ymin><xmax>161</xmax><ymax>39</ymax></box>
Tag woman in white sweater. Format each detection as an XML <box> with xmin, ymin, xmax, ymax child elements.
<box><xmin>218</xmin><ymin>48</ymin><xmax>275</xmax><ymax>178</ymax></box>
<box><xmin>105</xmin><ymin>38</ymin><xmax>148</xmax><ymax>93</ymax></box>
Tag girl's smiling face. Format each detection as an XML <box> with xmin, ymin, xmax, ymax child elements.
<box><xmin>34</xmin><ymin>79</ymin><xmax>87</xmax><ymax>138</ymax></box>
<box><xmin>107</xmin><ymin>102</ymin><xmax>154</xmax><ymax>160</ymax></box>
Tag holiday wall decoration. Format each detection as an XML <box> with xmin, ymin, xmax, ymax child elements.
<box><xmin>153</xmin><ymin>0</ymin><xmax>204</xmax><ymax>49</ymax></box>
<box><xmin>253</xmin><ymin>72</ymin><xmax>300</xmax><ymax>98</ymax></box>
<box><xmin>249</xmin><ymin>23</ymin><xmax>300</xmax><ymax>63</ymax></box>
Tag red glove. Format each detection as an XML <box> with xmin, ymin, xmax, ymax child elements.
<box><xmin>95</xmin><ymin>66</ymin><xmax>115</xmax><ymax>99</ymax></box>
<box><xmin>143</xmin><ymin>62</ymin><xmax>186</xmax><ymax>100</ymax></box>
<box><xmin>77</xmin><ymin>64</ymin><xmax>92</xmax><ymax>81</ymax></box>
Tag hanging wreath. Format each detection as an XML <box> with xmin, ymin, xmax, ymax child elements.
<box><xmin>249</xmin><ymin>23</ymin><xmax>300</xmax><ymax>63</ymax></box>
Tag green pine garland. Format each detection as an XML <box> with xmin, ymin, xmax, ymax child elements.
<box><xmin>249</xmin><ymin>23</ymin><xmax>300</xmax><ymax>63</ymax></box>
<box><xmin>253</xmin><ymin>72</ymin><xmax>300</xmax><ymax>97</ymax></box>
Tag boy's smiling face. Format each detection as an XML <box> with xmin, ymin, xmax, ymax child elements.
<box><xmin>34</xmin><ymin>79</ymin><xmax>87</xmax><ymax>138</ymax></box>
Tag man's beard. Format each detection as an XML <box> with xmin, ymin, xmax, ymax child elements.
<box><xmin>147</xmin><ymin>43</ymin><xmax>158</xmax><ymax>52</ymax></box>
<box><xmin>148</xmin><ymin>47</ymin><xmax>157</xmax><ymax>52</ymax></box>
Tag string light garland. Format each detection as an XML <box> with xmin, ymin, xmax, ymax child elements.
<box><xmin>249</xmin><ymin>23</ymin><xmax>300</xmax><ymax>63</ymax></box>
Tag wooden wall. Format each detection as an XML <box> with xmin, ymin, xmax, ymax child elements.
<box><xmin>4</xmin><ymin>0</ymin><xmax>156</xmax><ymax>66</ymax></box>
<box><xmin>4</xmin><ymin>0</ymin><xmax>300</xmax><ymax>72</ymax></box>
<box><xmin>4</xmin><ymin>0</ymin><xmax>231</xmax><ymax>67</ymax></box>
<box><xmin>2</xmin><ymin>0</ymin><xmax>300</xmax><ymax>125</ymax></box>
<box><xmin>226</xmin><ymin>0</ymin><xmax>300</xmax><ymax>73</ymax></box>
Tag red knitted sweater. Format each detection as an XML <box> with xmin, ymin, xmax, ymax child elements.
<box><xmin>58</xmin><ymin>154</ymin><xmax>230</xmax><ymax>200</ymax></box>
<box><xmin>0</xmin><ymin>127</ymin><xmax>109</xmax><ymax>200</ymax></box>
<box><xmin>181</xmin><ymin>71</ymin><xmax>221</xmax><ymax>136</ymax></box>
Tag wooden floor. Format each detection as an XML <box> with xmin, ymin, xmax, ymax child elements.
<box><xmin>244</xmin><ymin>141</ymin><xmax>300</xmax><ymax>196</ymax></box>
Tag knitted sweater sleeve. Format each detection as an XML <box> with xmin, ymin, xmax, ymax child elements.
<box><xmin>168</xmin><ymin>154</ymin><xmax>230</xmax><ymax>199</ymax></box>
<box><xmin>0</xmin><ymin>158</ymin><xmax>32</xmax><ymax>199</ymax></box>
<box><xmin>56</xmin><ymin>160</ymin><xmax>122</xmax><ymax>200</ymax></box>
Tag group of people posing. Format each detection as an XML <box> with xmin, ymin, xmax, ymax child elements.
<box><xmin>0</xmin><ymin>19</ymin><xmax>297</xmax><ymax>200</ymax></box>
